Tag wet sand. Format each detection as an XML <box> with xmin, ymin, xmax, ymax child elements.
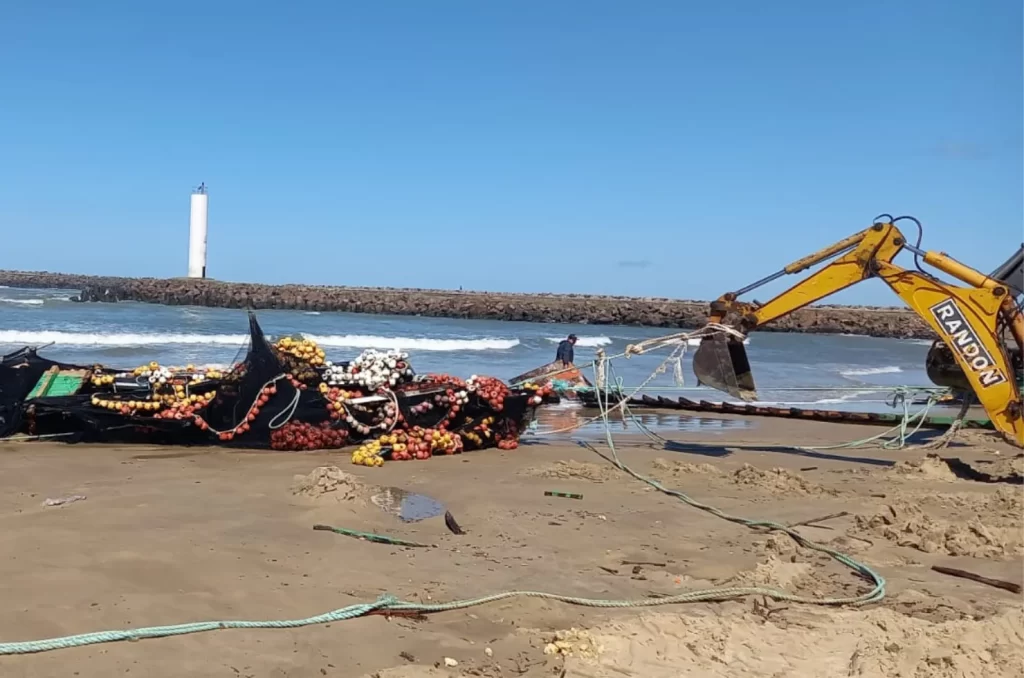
<box><xmin>0</xmin><ymin>416</ymin><xmax>1021</xmax><ymax>677</ymax></box>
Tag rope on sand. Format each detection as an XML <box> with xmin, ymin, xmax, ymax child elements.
<box><xmin>578</xmin><ymin>355</ymin><xmax>886</xmax><ymax>604</ymax></box>
<box><xmin>0</xmin><ymin>574</ymin><xmax>887</xmax><ymax>656</ymax></box>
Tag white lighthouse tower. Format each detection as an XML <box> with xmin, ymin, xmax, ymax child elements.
<box><xmin>187</xmin><ymin>183</ymin><xmax>209</xmax><ymax>278</ymax></box>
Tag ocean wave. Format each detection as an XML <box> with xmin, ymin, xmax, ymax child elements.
<box><xmin>0</xmin><ymin>330</ymin><xmax>519</xmax><ymax>352</ymax></box>
<box><xmin>0</xmin><ymin>330</ymin><xmax>251</xmax><ymax>346</ymax></box>
<box><xmin>0</xmin><ymin>298</ymin><xmax>45</xmax><ymax>306</ymax></box>
<box><xmin>839</xmin><ymin>366</ymin><xmax>902</xmax><ymax>377</ymax></box>
<box><xmin>306</xmin><ymin>334</ymin><xmax>519</xmax><ymax>351</ymax></box>
<box><xmin>545</xmin><ymin>336</ymin><xmax>612</xmax><ymax>347</ymax></box>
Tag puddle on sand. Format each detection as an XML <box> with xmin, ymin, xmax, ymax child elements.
<box><xmin>371</xmin><ymin>487</ymin><xmax>445</xmax><ymax>523</ymax></box>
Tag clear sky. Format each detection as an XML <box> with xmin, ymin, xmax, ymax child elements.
<box><xmin>1</xmin><ymin>1</ymin><xmax>1020</xmax><ymax>304</ymax></box>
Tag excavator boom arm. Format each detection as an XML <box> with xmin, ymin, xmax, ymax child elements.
<box><xmin>692</xmin><ymin>220</ymin><xmax>1024</xmax><ymax>447</ymax></box>
<box><xmin>706</xmin><ymin>223</ymin><xmax>905</xmax><ymax>328</ymax></box>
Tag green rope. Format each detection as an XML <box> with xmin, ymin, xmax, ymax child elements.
<box><xmin>584</xmin><ymin>355</ymin><xmax>886</xmax><ymax>607</ymax></box>
<box><xmin>312</xmin><ymin>524</ymin><xmax>434</xmax><ymax>548</ymax></box>
<box><xmin>797</xmin><ymin>387</ymin><xmax>943</xmax><ymax>451</ymax></box>
<box><xmin>0</xmin><ymin>579</ymin><xmax>886</xmax><ymax>657</ymax></box>
<box><xmin>0</xmin><ymin>596</ymin><xmax>397</xmax><ymax>655</ymax></box>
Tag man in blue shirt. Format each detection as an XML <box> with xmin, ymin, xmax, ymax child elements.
<box><xmin>555</xmin><ymin>334</ymin><xmax>578</xmax><ymax>368</ymax></box>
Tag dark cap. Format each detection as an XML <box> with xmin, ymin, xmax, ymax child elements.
<box><xmin>568</xmin><ymin>334</ymin><xmax>578</xmax><ymax>341</ymax></box>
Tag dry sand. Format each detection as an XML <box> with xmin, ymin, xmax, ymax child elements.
<box><xmin>0</xmin><ymin>416</ymin><xmax>1021</xmax><ymax>677</ymax></box>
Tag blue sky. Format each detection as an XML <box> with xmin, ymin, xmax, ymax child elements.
<box><xmin>1</xmin><ymin>1</ymin><xmax>1020</xmax><ymax>304</ymax></box>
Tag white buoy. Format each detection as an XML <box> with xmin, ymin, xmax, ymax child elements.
<box><xmin>187</xmin><ymin>183</ymin><xmax>209</xmax><ymax>278</ymax></box>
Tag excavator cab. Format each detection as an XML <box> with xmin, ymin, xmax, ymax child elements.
<box><xmin>693</xmin><ymin>334</ymin><xmax>758</xmax><ymax>401</ymax></box>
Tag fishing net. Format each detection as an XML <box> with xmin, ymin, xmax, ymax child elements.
<box><xmin>1</xmin><ymin>312</ymin><xmax>536</xmax><ymax>452</ymax></box>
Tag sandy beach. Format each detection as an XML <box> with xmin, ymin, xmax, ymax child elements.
<box><xmin>1</xmin><ymin>416</ymin><xmax>1021</xmax><ymax>677</ymax></box>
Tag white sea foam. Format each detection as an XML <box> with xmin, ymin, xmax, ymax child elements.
<box><xmin>0</xmin><ymin>330</ymin><xmax>519</xmax><ymax>352</ymax></box>
<box><xmin>839</xmin><ymin>365</ymin><xmax>902</xmax><ymax>377</ymax></box>
<box><xmin>305</xmin><ymin>334</ymin><xmax>519</xmax><ymax>351</ymax></box>
<box><xmin>0</xmin><ymin>330</ymin><xmax>250</xmax><ymax>346</ymax></box>
<box><xmin>0</xmin><ymin>298</ymin><xmax>45</xmax><ymax>306</ymax></box>
<box><xmin>544</xmin><ymin>336</ymin><xmax>612</xmax><ymax>347</ymax></box>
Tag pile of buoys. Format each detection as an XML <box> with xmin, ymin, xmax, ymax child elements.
<box><xmin>318</xmin><ymin>383</ymin><xmax>361</xmax><ymax>420</ymax></box>
<box><xmin>468</xmin><ymin>375</ymin><xmax>510</xmax><ymax>411</ymax></box>
<box><xmin>380</xmin><ymin>427</ymin><xmax>462</xmax><ymax>462</ymax></box>
<box><xmin>273</xmin><ymin>337</ymin><xmax>326</xmax><ymax>367</ymax></box>
<box><xmin>406</xmin><ymin>387</ymin><xmax>469</xmax><ymax>427</ymax></box>
<box><xmin>351</xmin><ymin>439</ymin><xmax>385</xmax><ymax>467</ymax></box>
<box><xmin>133</xmin><ymin>362</ymin><xmax>173</xmax><ymax>385</ymax></box>
<box><xmin>324</xmin><ymin>349</ymin><xmax>414</xmax><ymax>391</ymax></box>
<box><xmin>153</xmin><ymin>390</ymin><xmax>217</xmax><ymax>421</ymax></box>
<box><xmin>273</xmin><ymin>338</ymin><xmax>322</xmax><ymax>383</ymax></box>
<box><xmin>521</xmin><ymin>381</ymin><xmax>556</xmax><ymax>405</ymax></box>
<box><xmin>271</xmin><ymin>420</ymin><xmax>349</xmax><ymax>451</ymax></box>
<box><xmin>89</xmin><ymin>372</ymin><xmax>115</xmax><ymax>387</ymax></box>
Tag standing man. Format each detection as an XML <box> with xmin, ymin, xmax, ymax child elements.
<box><xmin>555</xmin><ymin>334</ymin><xmax>578</xmax><ymax>368</ymax></box>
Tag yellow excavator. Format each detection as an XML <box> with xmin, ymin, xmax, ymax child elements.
<box><xmin>691</xmin><ymin>215</ymin><xmax>1024</xmax><ymax>447</ymax></box>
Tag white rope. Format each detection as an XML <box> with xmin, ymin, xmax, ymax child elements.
<box><xmin>623</xmin><ymin>322</ymin><xmax>746</xmax><ymax>358</ymax></box>
<box><xmin>268</xmin><ymin>387</ymin><xmax>301</xmax><ymax>430</ymax></box>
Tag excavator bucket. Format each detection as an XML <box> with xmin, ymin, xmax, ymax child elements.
<box><xmin>925</xmin><ymin>340</ymin><xmax>973</xmax><ymax>392</ymax></box>
<box><xmin>692</xmin><ymin>332</ymin><xmax>758</xmax><ymax>402</ymax></box>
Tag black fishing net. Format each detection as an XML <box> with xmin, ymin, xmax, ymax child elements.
<box><xmin>0</xmin><ymin>312</ymin><xmax>537</xmax><ymax>451</ymax></box>
<box><xmin>0</xmin><ymin>347</ymin><xmax>66</xmax><ymax>438</ymax></box>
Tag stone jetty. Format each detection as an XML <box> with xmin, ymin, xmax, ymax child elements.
<box><xmin>0</xmin><ymin>270</ymin><xmax>933</xmax><ymax>339</ymax></box>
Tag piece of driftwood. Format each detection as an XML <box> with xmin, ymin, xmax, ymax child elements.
<box><xmin>622</xmin><ymin>560</ymin><xmax>666</xmax><ymax>567</ymax></box>
<box><xmin>786</xmin><ymin>511</ymin><xmax>849</xmax><ymax>530</ymax></box>
<box><xmin>444</xmin><ymin>510</ymin><xmax>465</xmax><ymax>535</ymax></box>
<box><xmin>931</xmin><ymin>566</ymin><xmax>1022</xmax><ymax>594</ymax></box>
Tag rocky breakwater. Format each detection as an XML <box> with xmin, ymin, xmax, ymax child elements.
<box><xmin>0</xmin><ymin>270</ymin><xmax>934</xmax><ymax>339</ymax></box>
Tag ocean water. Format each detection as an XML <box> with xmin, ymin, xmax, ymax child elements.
<box><xmin>0</xmin><ymin>286</ymin><xmax>944</xmax><ymax>433</ymax></box>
